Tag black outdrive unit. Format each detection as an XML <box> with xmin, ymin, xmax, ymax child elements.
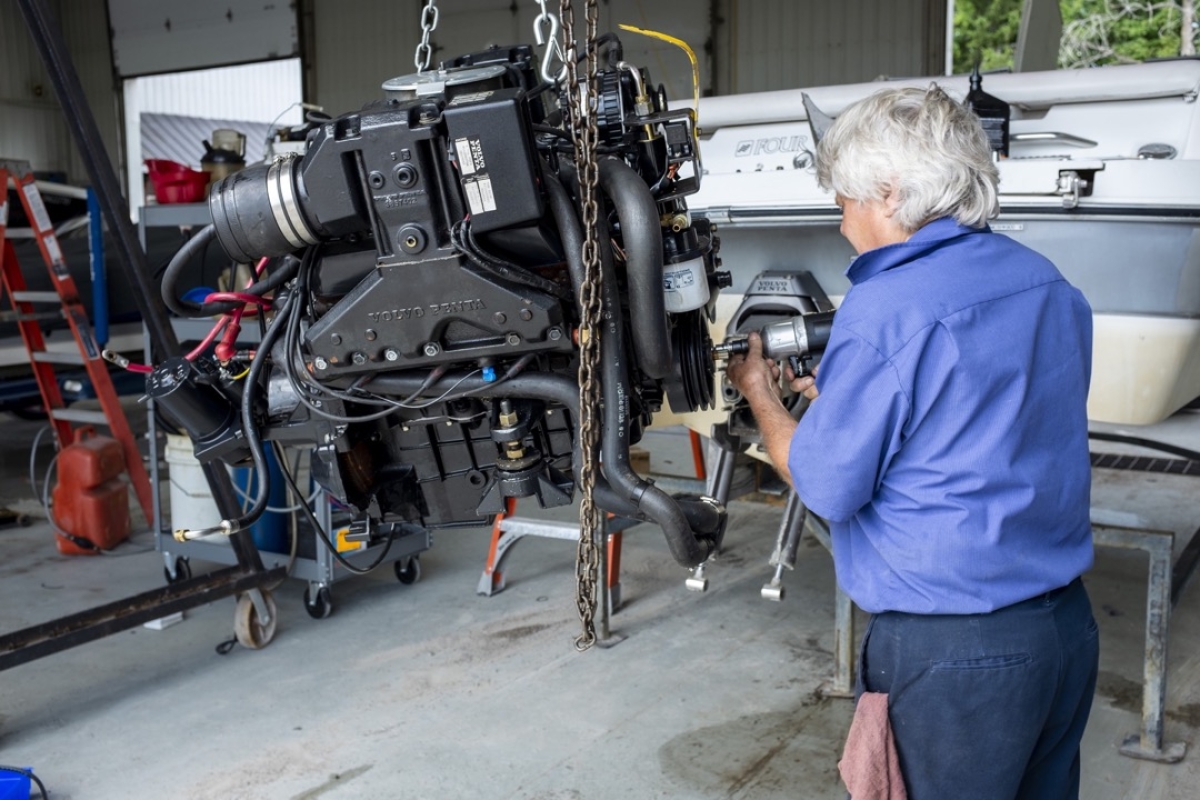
<box><xmin>158</xmin><ymin>40</ymin><xmax>730</xmax><ymax>568</ymax></box>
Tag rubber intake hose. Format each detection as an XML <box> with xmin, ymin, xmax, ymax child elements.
<box><xmin>597</xmin><ymin>157</ymin><xmax>673</xmax><ymax>380</ymax></box>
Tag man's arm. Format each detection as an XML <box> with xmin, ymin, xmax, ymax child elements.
<box><xmin>724</xmin><ymin>333</ymin><xmax>808</xmax><ymax>488</ymax></box>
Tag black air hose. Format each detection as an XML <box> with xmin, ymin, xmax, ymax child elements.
<box><xmin>597</xmin><ymin>157</ymin><xmax>674</xmax><ymax>380</ymax></box>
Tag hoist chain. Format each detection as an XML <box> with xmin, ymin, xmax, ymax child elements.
<box><xmin>414</xmin><ymin>0</ymin><xmax>439</xmax><ymax>73</ymax></box>
<box><xmin>561</xmin><ymin>0</ymin><xmax>604</xmax><ymax>652</ymax></box>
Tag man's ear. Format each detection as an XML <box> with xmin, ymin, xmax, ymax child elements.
<box><xmin>882</xmin><ymin>186</ymin><xmax>901</xmax><ymax>217</ymax></box>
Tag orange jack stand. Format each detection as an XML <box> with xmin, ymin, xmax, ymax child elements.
<box><xmin>477</xmin><ymin>496</ymin><xmax>636</xmax><ymax>615</ymax></box>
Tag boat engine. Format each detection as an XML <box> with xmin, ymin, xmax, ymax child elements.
<box><xmin>151</xmin><ymin>40</ymin><xmax>730</xmax><ymax>567</ymax></box>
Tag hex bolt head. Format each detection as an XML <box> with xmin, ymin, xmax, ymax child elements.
<box><xmin>314</xmin><ymin>357</ymin><xmax>328</xmax><ymax>370</ymax></box>
<box><xmin>548</xmin><ymin>327</ymin><xmax>563</xmax><ymax>341</ymax></box>
<box><xmin>384</xmin><ymin>348</ymin><xmax>400</xmax><ymax>362</ymax></box>
<box><xmin>423</xmin><ymin>342</ymin><xmax>441</xmax><ymax>357</ymax></box>
<box><xmin>506</xmin><ymin>333</ymin><xmax>521</xmax><ymax>346</ymax></box>
<box><xmin>351</xmin><ymin>352</ymin><xmax>368</xmax><ymax>366</ymax></box>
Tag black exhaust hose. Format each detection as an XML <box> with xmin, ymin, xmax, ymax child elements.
<box><xmin>545</xmin><ymin>168</ymin><xmax>717</xmax><ymax>565</ymax></box>
<box><xmin>360</xmin><ymin>370</ymin><xmax>720</xmax><ymax>562</ymax></box>
<box><xmin>597</xmin><ymin>158</ymin><xmax>674</xmax><ymax>380</ymax></box>
<box><xmin>595</xmin><ymin>217</ymin><xmax>715</xmax><ymax>566</ymax></box>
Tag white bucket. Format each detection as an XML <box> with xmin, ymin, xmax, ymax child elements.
<box><xmin>164</xmin><ymin>434</ymin><xmax>222</xmax><ymax>532</ymax></box>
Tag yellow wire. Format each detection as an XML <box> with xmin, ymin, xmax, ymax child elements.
<box><xmin>229</xmin><ymin>367</ymin><xmax>251</xmax><ymax>380</ymax></box>
<box><xmin>617</xmin><ymin>24</ymin><xmax>700</xmax><ymax>123</ymax></box>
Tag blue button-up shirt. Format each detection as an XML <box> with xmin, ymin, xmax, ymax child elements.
<box><xmin>789</xmin><ymin>217</ymin><xmax>1094</xmax><ymax>614</ymax></box>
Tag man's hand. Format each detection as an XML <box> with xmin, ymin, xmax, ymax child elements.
<box><xmin>784</xmin><ymin>363</ymin><xmax>820</xmax><ymax>401</ymax></box>
<box><xmin>722</xmin><ymin>332</ymin><xmax>800</xmax><ymax>490</ymax></box>
<box><xmin>724</xmin><ymin>333</ymin><xmax>781</xmax><ymax>402</ymax></box>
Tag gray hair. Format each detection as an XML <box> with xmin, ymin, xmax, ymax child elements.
<box><xmin>815</xmin><ymin>85</ymin><xmax>1000</xmax><ymax>231</ymax></box>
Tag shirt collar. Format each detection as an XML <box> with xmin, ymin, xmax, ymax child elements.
<box><xmin>845</xmin><ymin>217</ymin><xmax>988</xmax><ymax>285</ymax></box>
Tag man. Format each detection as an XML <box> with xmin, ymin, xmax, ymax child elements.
<box><xmin>725</xmin><ymin>85</ymin><xmax>1099</xmax><ymax>800</ymax></box>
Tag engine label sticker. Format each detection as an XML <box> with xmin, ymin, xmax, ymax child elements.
<box><xmin>663</xmin><ymin>268</ymin><xmax>696</xmax><ymax>290</ymax></box>
<box><xmin>464</xmin><ymin>177</ymin><xmax>497</xmax><ymax>215</ymax></box>
<box><xmin>454</xmin><ymin>137</ymin><xmax>487</xmax><ymax>176</ymax></box>
<box><xmin>448</xmin><ymin>90</ymin><xmax>494</xmax><ymax>107</ymax></box>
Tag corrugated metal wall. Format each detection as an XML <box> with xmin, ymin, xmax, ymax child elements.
<box><xmin>2</xmin><ymin>0</ymin><xmax>946</xmax><ymax>183</ymax></box>
<box><xmin>0</xmin><ymin>0</ymin><xmax>121</xmax><ymax>182</ymax></box>
<box><xmin>306</xmin><ymin>0</ymin><xmax>716</xmax><ymax>114</ymax></box>
<box><xmin>306</xmin><ymin>0</ymin><xmax>944</xmax><ymax>115</ymax></box>
<box><xmin>130</xmin><ymin>59</ymin><xmax>303</xmax><ymax>123</ymax></box>
<box><xmin>725</xmin><ymin>0</ymin><xmax>946</xmax><ymax>92</ymax></box>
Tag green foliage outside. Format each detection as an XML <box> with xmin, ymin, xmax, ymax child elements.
<box><xmin>952</xmin><ymin>0</ymin><xmax>1188</xmax><ymax>73</ymax></box>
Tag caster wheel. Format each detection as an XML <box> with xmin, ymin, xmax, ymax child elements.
<box><xmin>234</xmin><ymin>590</ymin><xmax>277</xmax><ymax>650</ymax></box>
<box><xmin>303</xmin><ymin>586</ymin><xmax>334</xmax><ymax>619</ymax></box>
<box><xmin>395</xmin><ymin>556</ymin><xmax>421</xmax><ymax>585</ymax></box>
<box><xmin>164</xmin><ymin>557</ymin><xmax>192</xmax><ymax>585</ymax></box>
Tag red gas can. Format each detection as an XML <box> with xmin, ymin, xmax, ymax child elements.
<box><xmin>51</xmin><ymin>429</ymin><xmax>129</xmax><ymax>555</ymax></box>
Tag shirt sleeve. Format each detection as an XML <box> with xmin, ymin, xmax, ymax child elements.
<box><xmin>789</xmin><ymin>328</ymin><xmax>910</xmax><ymax>522</ymax></box>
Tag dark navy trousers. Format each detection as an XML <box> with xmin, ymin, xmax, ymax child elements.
<box><xmin>857</xmin><ymin>578</ymin><xmax>1099</xmax><ymax>800</ymax></box>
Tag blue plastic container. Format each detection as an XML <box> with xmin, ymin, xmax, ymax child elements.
<box><xmin>0</xmin><ymin>767</ymin><xmax>31</xmax><ymax>800</ymax></box>
<box><xmin>232</xmin><ymin>446</ymin><xmax>288</xmax><ymax>554</ymax></box>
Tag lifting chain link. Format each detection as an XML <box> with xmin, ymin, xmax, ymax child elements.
<box><xmin>413</xmin><ymin>0</ymin><xmax>439</xmax><ymax>73</ymax></box>
<box><xmin>561</xmin><ymin>0</ymin><xmax>604</xmax><ymax>652</ymax></box>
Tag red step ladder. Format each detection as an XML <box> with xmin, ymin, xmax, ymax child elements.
<box><xmin>0</xmin><ymin>159</ymin><xmax>153</xmax><ymax>526</ymax></box>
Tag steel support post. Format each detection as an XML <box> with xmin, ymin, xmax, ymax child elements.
<box><xmin>1093</xmin><ymin>523</ymin><xmax>1187</xmax><ymax>763</ymax></box>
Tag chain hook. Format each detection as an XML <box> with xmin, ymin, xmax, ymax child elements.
<box><xmin>534</xmin><ymin>1</ymin><xmax>568</xmax><ymax>83</ymax></box>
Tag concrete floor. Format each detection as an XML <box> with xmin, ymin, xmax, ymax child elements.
<box><xmin>2</xmin><ymin>415</ymin><xmax>1200</xmax><ymax>799</ymax></box>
